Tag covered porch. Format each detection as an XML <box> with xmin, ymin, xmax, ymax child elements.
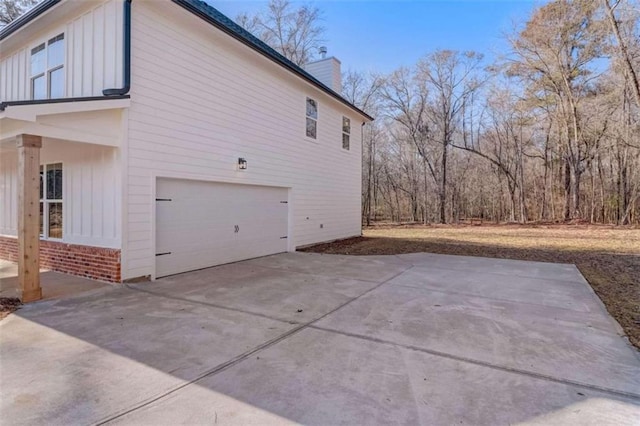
<box><xmin>0</xmin><ymin>258</ymin><xmax>110</xmax><ymax>302</ymax></box>
<box><xmin>0</xmin><ymin>97</ymin><xmax>128</xmax><ymax>302</ymax></box>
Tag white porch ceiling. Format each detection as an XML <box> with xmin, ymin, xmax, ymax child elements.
<box><xmin>0</xmin><ymin>98</ymin><xmax>129</xmax><ymax>147</ymax></box>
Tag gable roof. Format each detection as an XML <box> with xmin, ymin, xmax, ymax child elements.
<box><xmin>0</xmin><ymin>0</ymin><xmax>373</xmax><ymax>121</ymax></box>
<box><xmin>172</xmin><ymin>0</ymin><xmax>372</xmax><ymax>121</ymax></box>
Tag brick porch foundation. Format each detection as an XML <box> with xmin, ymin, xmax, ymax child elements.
<box><xmin>0</xmin><ymin>236</ymin><xmax>121</xmax><ymax>283</ymax></box>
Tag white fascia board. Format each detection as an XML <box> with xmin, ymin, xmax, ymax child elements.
<box><xmin>1</xmin><ymin>98</ymin><xmax>130</xmax><ymax>122</ymax></box>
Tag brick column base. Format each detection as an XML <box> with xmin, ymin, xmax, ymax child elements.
<box><xmin>0</xmin><ymin>236</ymin><xmax>121</xmax><ymax>283</ymax></box>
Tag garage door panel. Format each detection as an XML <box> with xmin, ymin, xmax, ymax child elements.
<box><xmin>156</xmin><ymin>219</ymin><xmax>237</xmax><ymax>254</ymax></box>
<box><xmin>157</xmin><ymin>250</ymin><xmax>236</xmax><ymax>273</ymax></box>
<box><xmin>158</xmin><ymin>232</ymin><xmax>237</xmax><ymax>253</ymax></box>
<box><xmin>156</xmin><ymin>179</ymin><xmax>288</xmax><ymax>278</ymax></box>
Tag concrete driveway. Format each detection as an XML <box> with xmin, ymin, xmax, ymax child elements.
<box><xmin>1</xmin><ymin>252</ymin><xmax>639</xmax><ymax>425</ymax></box>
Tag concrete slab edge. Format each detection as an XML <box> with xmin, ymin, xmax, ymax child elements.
<box><xmin>568</xmin><ymin>264</ymin><xmax>639</xmax><ymax>358</ymax></box>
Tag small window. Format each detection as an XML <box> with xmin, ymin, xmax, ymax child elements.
<box><xmin>306</xmin><ymin>97</ymin><xmax>318</xmax><ymax>139</ymax></box>
<box><xmin>31</xmin><ymin>33</ymin><xmax>65</xmax><ymax>100</ymax></box>
<box><xmin>40</xmin><ymin>163</ymin><xmax>63</xmax><ymax>239</ymax></box>
<box><xmin>48</xmin><ymin>34</ymin><xmax>65</xmax><ymax>66</ymax></box>
<box><xmin>342</xmin><ymin>117</ymin><xmax>351</xmax><ymax>150</ymax></box>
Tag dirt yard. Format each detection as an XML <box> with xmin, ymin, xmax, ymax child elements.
<box><xmin>301</xmin><ymin>224</ymin><xmax>640</xmax><ymax>349</ymax></box>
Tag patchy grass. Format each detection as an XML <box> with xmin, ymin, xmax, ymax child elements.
<box><xmin>302</xmin><ymin>223</ymin><xmax>640</xmax><ymax>349</ymax></box>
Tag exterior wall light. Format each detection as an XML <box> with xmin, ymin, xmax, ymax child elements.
<box><xmin>238</xmin><ymin>158</ymin><xmax>248</xmax><ymax>170</ymax></box>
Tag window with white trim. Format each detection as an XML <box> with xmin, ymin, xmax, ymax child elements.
<box><xmin>40</xmin><ymin>163</ymin><xmax>63</xmax><ymax>239</ymax></box>
<box><xmin>306</xmin><ymin>97</ymin><xmax>318</xmax><ymax>139</ymax></box>
<box><xmin>31</xmin><ymin>33</ymin><xmax>65</xmax><ymax>100</ymax></box>
<box><xmin>342</xmin><ymin>116</ymin><xmax>350</xmax><ymax>150</ymax></box>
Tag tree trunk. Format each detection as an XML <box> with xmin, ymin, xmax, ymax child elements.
<box><xmin>541</xmin><ymin>122</ymin><xmax>552</xmax><ymax>220</ymax></box>
<box><xmin>572</xmin><ymin>166</ymin><xmax>582</xmax><ymax>219</ymax></box>
<box><xmin>604</xmin><ymin>0</ymin><xmax>640</xmax><ymax>109</ymax></box>
<box><xmin>589</xmin><ymin>162</ymin><xmax>596</xmax><ymax>223</ymax></box>
<box><xmin>423</xmin><ymin>159</ymin><xmax>429</xmax><ymax>225</ymax></box>
<box><xmin>440</xmin><ymin>140</ymin><xmax>448</xmax><ymax>224</ymax></box>
<box><xmin>365</xmin><ymin>138</ymin><xmax>373</xmax><ymax>226</ymax></box>
<box><xmin>508</xmin><ymin>179</ymin><xmax>517</xmax><ymax>222</ymax></box>
<box><xmin>621</xmin><ymin>162</ymin><xmax>629</xmax><ymax>225</ymax></box>
<box><xmin>564</xmin><ymin>159</ymin><xmax>572</xmax><ymax>220</ymax></box>
<box><xmin>598</xmin><ymin>156</ymin><xmax>606</xmax><ymax>223</ymax></box>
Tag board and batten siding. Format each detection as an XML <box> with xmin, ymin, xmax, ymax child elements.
<box><xmin>123</xmin><ymin>1</ymin><xmax>364</xmax><ymax>280</ymax></box>
<box><xmin>0</xmin><ymin>0</ymin><xmax>123</xmax><ymax>102</ymax></box>
<box><xmin>0</xmin><ymin>141</ymin><xmax>121</xmax><ymax>248</ymax></box>
<box><xmin>0</xmin><ymin>150</ymin><xmax>18</xmax><ymax>237</ymax></box>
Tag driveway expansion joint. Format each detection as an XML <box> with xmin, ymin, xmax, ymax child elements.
<box><xmin>238</xmin><ymin>261</ymin><xmax>386</xmax><ymax>284</ymax></box>
<box><xmin>388</xmin><ymin>282</ymin><xmax>601</xmax><ymax>315</ymax></box>
<box><xmin>97</xmin><ymin>264</ymin><xmax>415</xmax><ymax>425</ymax></box>
<box><xmin>124</xmin><ymin>284</ymin><xmax>298</xmax><ymax>325</ymax></box>
<box><xmin>309</xmin><ymin>325</ymin><xmax>640</xmax><ymax>401</ymax></box>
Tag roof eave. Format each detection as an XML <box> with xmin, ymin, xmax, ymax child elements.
<box><xmin>0</xmin><ymin>95</ymin><xmax>131</xmax><ymax>112</ymax></box>
<box><xmin>171</xmin><ymin>0</ymin><xmax>374</xmax><ymax>122</ymax></box>
<box><xmin>0</xmin><ymin>0</ymin><xmax>374</xmax><ymax>122</ymax></box>
<box><xmin>0</xmin><ymin>0</ymin><xmax>62</xmax><ymax>41</ymax></box>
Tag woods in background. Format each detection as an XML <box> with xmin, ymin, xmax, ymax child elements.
<box><xmin>344</xmin><ymin>0</ymin><xmax>640</xmax><ymax>225</ymax></box>
<box><xmin>5</xmin><ymin>0</ymin><xmax>634</xmax><ymax>225</ymax></box>
<box><xmin>238</xmin><ymin>0</ymin><xmax>639</xmax><ymax>226</ymax></box>
<box><xmin>0</xmin><ymin>0</ymin><xmax>39</xmax><ymax>26</ymax></box>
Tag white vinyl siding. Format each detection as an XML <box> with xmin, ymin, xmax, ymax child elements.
<box><xmin>123</xmin><ymin>0</ymin><xmax>363</xmax><ymax>280</ymax></box>
<box><xmin>0</xmin><ymin>150</ymin><xmax>18</xmax><ymax>237</ymax></box>
<box><xmin>0</xmin><ymin>141</ymin><xmax>121</xmax><ymax>248</ymax></box>
<box><xmin>0</xmin><ymin>0</ymin><xmax>123</xmax><ymax>102</ymax></box>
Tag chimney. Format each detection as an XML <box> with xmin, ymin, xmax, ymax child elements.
<box><xmin>303</xmin><ymin>47</ymin><xmax>342</xmax><ymax>93</ymax></box>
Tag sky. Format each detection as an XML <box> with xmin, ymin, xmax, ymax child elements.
<box><xmin>210</xmin><ymin>0</ymin><xmax>548</xmax><ymax>74</ymax></box>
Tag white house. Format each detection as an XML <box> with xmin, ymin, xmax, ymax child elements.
<box><xmin>0</xmin><ymin>0</ymin><xmax>372</xmax><ymax>300</ymax></box>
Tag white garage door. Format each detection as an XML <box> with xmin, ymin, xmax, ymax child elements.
<box><xmin>155</xmin><ymin>179</ymin><xmax>289</xmax><ymax>278</ymax></box>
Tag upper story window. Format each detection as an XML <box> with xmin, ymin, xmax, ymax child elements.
<box><xmin>306</xmin><ymin>97</ymin><xmax>318</xmax><ymax>139</ymax></box>
<box><xmin>342</xmin><ymin>117</ymin><xmax>351</xmax><ymax>150</ymax></box>
<box><xmin>31</xmin><ymin>33</ymin><xmax>65</xmax><ymax>100</ymax></box>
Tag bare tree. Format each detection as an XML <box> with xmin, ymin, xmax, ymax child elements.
<box><xmin>236</xmin><ymin>0</ymin><xmax>325</xmax><ymax>66</ymax></box>
<box><xmin>455</xmin><ymin>86</ymin><xmax>527</xmax><ymax>222</ymax></box>
<box><xmin>419</xmin><ymin>50</ymin><xmax>485</xmax><ymax>223</ymax></box>
<box><xmin>603</xmin><ymin>0</ymin><xmax>640</xmax><ymax>109</ymax></box>
<box><xmin>380</xmin><ymin>66</ymin><xmax>436</xmax><ymax>223</ymax></box>
<box><xmin>508</xmin><ymin>0</ymin><xmax>605</xmax><ymax>220</ymax></box>
<box><xmin>0</xmin><ymin>0</ymin><xmax>39</xmax><ymax>26</ymax></box>
<box><xmin>356</xmin><ymin>1</ymin><xmax>639</xmax><ymax>226</ymax></box>
<box><xmin>342</xmin><ymin>70</ymin><xmax>383</xmax><ymax>225</ymax></box>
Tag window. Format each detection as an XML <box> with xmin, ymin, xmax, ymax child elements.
<box><xmin>306</xmin><ymin>97</ymin><xmax>318</xmax><ymax>139</ymax></box>
<box><xmin>40</xmin><ymin>163</ymin><xmax>63</xmax><ymax>239</ymax></box>
<box><xmin>31</xmin><ymin>33</ymin><xmax>64</xmax><ymax>100</ymax></box>
<box><xmin>342</xmin><ymin>116</ymin><xmax>351</xmax><ymax>150</ymax></box>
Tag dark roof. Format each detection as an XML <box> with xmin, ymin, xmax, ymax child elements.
<box><xmin>0</xmin><ymin>0</ymin><xmax>61</xmax><ymax>41</ymax></box>
<box><xmin>172</xmin><ymin>0</ymin><xmax>372</xmax><ymax>120</ymax></box>
<box><xmin>0</xmin><ymin>0</ymin><xmax>373</xmax><ymax>121</ymax></box>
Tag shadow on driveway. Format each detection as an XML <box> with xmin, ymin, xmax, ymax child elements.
<box><xmin>1</xmin><ymin>252</ymin><xmax>639</xmax><ymax>425</ymax></box>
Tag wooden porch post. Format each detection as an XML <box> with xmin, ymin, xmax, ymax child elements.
<box><xmin>17</xmin><ymin>134</ymin><xmax>42</xmax><ymax>302</ymax></box>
